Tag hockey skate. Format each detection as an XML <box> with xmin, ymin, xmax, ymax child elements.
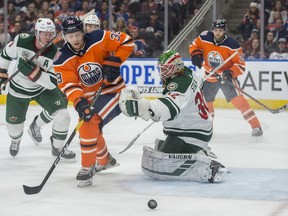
<box><xmin>50</xmin><ymin>136</ymin><xmax>76</xmax><ymax>162</ymax></box>
<box><xmin>76</xmin><ymin>165</ymin><xmax>96</xmax><ymax>187</ymax></box>
<box><xmin>252</xmin><ymin>127</ymin><xmax>263</xmax><ymax>136</ymax></box>
<box><xmin>95</xmin><ymin>154</ymin><xmax>119</xmax><ymax>173</ymax></box>
<box><xmin>27</xmin><ymin>116</ymin><xmax>42</xmax><ymax>145</ymax></box>
<box><xmin>208</xmin><ymin>160</ymin><xmax>228</xmax><ymax>183</ymax></box>
<box><xmin>9</xmin><ymin>139</ymin><xmax>21</xmax><ymax>157</ymax></box>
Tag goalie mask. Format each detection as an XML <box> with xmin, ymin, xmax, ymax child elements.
<box><xmin>35</xmin><ymin>18</ymin><xmax>56</xmax><ymax>39</ymax></box>
<box><xmin>157</xmin><ymin>50</ymin><xmax>184</xmax><ymax>83</ymax></box>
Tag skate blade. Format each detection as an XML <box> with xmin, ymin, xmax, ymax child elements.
<box><xmin>95</xmin><ymin>162</ymin><xmax>120</xmax><ymax>173</ymax></box>
<box><xmin>27</xmin><ymin>129</ymin><xmax>41</xmax><ymax>145</ymax></box>
<box><xmin>57</xmin><ymin>157</ymin><xmax>77</xmax><ymax>163</ymax></box>
<box><xmin>78</xmin><ymin>178</ymin><xmax>93</xmax><ymax>187</ymax></box>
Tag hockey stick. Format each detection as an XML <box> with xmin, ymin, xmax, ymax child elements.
<box><xmin>222</xmin><ymin>78</ymin><xmax>288</xmax><ymax>114</ymax></box>
<box><xmin>1</xmin><ymin>34</ymin><xmax>58</xmax><ymax>91</ymax></box>
<box><xmin>23</xmin><ymin>81</ymin><xmax>106</xmax><ymax>195</ymax></box>
<box><xmin>119</xmin><ymin>121</ymin><xmax>155</xmax><ymax>154</ymax></box>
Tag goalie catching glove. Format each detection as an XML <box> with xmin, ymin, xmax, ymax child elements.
<box><xmin>18</xmin><ymin>58</ymin><xmax>43</xmax><ymax>82</ymax></box>
<box><xmin>119</xmin><ymin>86</ymin><xmax>150</xmax><ymax>121</ymax></box>
<box><xmin>102</xmin><ymin>56</ymin><xmax>121</xmax><ymax>82</ymax></box>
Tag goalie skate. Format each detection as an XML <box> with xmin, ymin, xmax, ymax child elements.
<box><xmin>208</xmin><ymin>160</ymin><xmax>228</xmax><ymax>183</ymax></box>
<box><xmin>95</xmin><ymin>154</ymin><xmax>119</xmax><ymax>173</ymax></box>
<box><xmin>27</xmin><ymin>116</ymin><xmax>42</xmax><ymax>145</ymax></box>
<box><xmin>76</xmin><ymin>165</ymin><xmax>95</xmax><ymax>187</ymax></box>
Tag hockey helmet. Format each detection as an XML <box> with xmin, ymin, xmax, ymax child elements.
<box><xmin>62</xmin><ymin>15</ymin><xmax>83</xmax><ymax>34</ymax></box>
<box><xmin>35</xmin><ymin>18</ymin><xmax>56</xmax><ymax>38</ymax></box>
<box><xmin>212</xmin><ymin>18</ymin><xmax>227</xmax><ymax>30</ymax></box>
<box><xmin>84</xmin><ymin>15</ymin><xmax>100</xmax><ymax>28</ymax></box>
<box><xmin>157</xmin><ymin>50</ymin><xmax>184</xmax><ymax>82</ymax></box>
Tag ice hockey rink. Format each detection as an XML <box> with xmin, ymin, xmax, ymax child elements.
<box><xmin>0</xmin><ymin>105</ymin><xmax>287</xmax><ymax>216</ymax></box>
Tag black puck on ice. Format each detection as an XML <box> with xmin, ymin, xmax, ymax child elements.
<box><xmin>148</xmin><ymin>199</ymin><xmax>157</xmax><ymax>209</ymax></box>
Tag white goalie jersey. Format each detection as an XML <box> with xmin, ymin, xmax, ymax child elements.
<box><xmin>149</xmin><ymin>68</ymin><xmax>213</xmax><ymax>149</ymax></box>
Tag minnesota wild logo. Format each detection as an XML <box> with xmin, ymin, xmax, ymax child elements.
<box><xmin>9</xmin><ymin>116</ymin><xmax>17</xmax><ymax>122</ymax></box>
<box><xmin>167</xmin><ymin>82</ymin><xmax>178</xmax><ymax>91</ymax></box>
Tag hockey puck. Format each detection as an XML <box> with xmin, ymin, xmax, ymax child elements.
<box><xmin>148</xmin><ymin>199</ymin><xmax>157</xmax><ymax>209</ymax></box>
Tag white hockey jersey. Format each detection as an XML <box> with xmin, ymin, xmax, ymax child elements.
<box><xmin>0</xmin><ymin>33</ymin><xmax>58</xmax><ymax>98</ymax></box>
<box><xmin>149</xmin><ymin>67</ymin><xmax>213</xmax><ymax>148</ymax></box>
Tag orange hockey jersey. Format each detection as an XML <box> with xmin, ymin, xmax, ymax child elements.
<box><xmin>53</xmin><ymin>30</ymin><xmax>134</xmax><ymax>104</ymax></box>
<box><xmin>189</xmin><ymin>31</ymin><xmax>245</xmax><ymax>82</ymax></box>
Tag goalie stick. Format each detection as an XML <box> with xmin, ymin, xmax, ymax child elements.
<box><xmin>118</xmin><ymin>51</ymin><xmax>240</xmax><ymax>154</ymax></box>
<box><xmin>23</xmin><ymin>81</ymin><xmax>106</xmax><ymax>195</ymax></box>
<box><xmin>119</xmin><ymin>121</ymin><xmax>155</xmax><ymax>154</ymax></box>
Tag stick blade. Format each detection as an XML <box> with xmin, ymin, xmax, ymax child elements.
<box><xmin>23</xmin><ymin>184</ymin><xmax>42</xmax><ymax>195</ymax></box>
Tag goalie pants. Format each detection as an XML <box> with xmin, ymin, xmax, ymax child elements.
<box><xmin>79</xmin><ymin>92</ymin><xmax>121</xmax><ymax>167</ymax></box>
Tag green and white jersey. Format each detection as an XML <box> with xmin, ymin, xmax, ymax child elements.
<box><xmin>0</xmin><ymin>33</ymin><xmax>58</xmax><ymax>98</ymax></box>
<box><xmin>149</xmin><ymin>67</ymin><xmax>213</xmax><ymax>148</ymax></box>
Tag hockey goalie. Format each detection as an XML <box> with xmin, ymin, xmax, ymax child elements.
<box><xmin>119</xmin><ymin>50</ymin><xmax>227</xmax><ymax>183</ymax></box>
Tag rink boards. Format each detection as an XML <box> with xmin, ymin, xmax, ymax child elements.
<box><xmin>0</xmin><ymin>59</ymin><xmax>287</xmax><ymax>110</ymax></box>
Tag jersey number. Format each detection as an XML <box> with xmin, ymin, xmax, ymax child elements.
<box><xmin>195</xmin><ymin>92</ymin><xmax>209</xmax><ymax>120</ymax></box>
<box><xmin>110</xmin><ymin>32</ymin><xmax>121</xmax><ymax>41</ymax></box>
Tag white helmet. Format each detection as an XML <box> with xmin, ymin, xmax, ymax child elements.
<box><xmin>35</xmin><ymin>18</ymin><xmax>56</xmax><ymax>38</ymax></box>
<box><xmin>84</xmin><ymin>15</ymin><xmax>100</xmax><ymax>28</ymax></box>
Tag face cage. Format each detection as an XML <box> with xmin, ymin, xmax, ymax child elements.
<box><xmin>157</xmin><ymin>64</ymin><xmax>176</xmax><ymax>82</ymax></box>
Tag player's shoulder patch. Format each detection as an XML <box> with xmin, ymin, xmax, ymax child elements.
<box><xmin>167</xmin><ymin>82</ymin><xmax>178</xmax><ymax>91</ymax></box>
<box><xmin>19</xmin><ymin>33</ymin><xmax>30</xmax><ymax>39</ymax></box>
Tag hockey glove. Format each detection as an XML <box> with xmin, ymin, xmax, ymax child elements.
<box><xmin>191</xmin><ymin>50</ymin><xmax>204</xmax><ymax>69</ymax></box>
<box><xmin>18</xmin><ymin>58</ymin><xmax>42</xmax><ymax>82</ymax></box>
<box><xmin>120</xmin><ymin>98</ymin><xmax>150</xmax><ymax>121</ymax></box>
<box><xmin>102</xmin><ymin>56</ymin><xmax>121</xmax><ymax>82</ymax></box>
<box><xmin>0</xmin><ymin>68</ymin><xmax>8</xmax><ymax>85</ymax></box>
<box><xmin>221</xmin><ymin>70</ymin><xmax>233</xmax><ymax>83</ymax></box>
<box><xmin>74</xmin><ymin>97</ymin><xmax>95</xmax><ymax>122</ymax></box>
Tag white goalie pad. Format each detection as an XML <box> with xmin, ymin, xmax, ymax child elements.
<box><xmin>141</xmin><ymin>146</ymin><xmax>212</xmax><ymax>182</ymax></box>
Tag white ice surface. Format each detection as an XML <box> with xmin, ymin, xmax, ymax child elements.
<box><xmin>0</xmin><ymin>105</ymin><xmax>287</xmax><ymax>216</ymax></box>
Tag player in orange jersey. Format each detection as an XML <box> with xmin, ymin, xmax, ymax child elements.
<box><xmin>189</xmin><ymin>18</ymin><xmax>262</xmax><ymax>137</ymax></box>
<box><xmin>53</xmin><ymin>16</ymin><xmax>134</xmax><ymax>187</ymax></box>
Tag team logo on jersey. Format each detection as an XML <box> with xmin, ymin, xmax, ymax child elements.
<box><xmin>167</xmin><ymin>82</ymin><xmax>178</xmax><ymax>91</ymax></box>
<box><xmin>19</xmin><ymin>33</ymin><xmax>30</xmax><ymax>39</ymax></box>
<box><xmin>8</xmin><ymin>116</ymin><xmax>17</xmax><ymax>122</ymax></box>
<box><xmin>21</xmin><ymin>50</ymin><xmax>30</xmax><ymax>59</ymax></box>
<box><xmin>78</xmin><ymin>63</ymin><xmax>102</xmax><ymax>86</ymax></box>
<box><xmin>207</xmin><ymin>51</ymin><xmax>223</xmax><ymax>68</ymax></box>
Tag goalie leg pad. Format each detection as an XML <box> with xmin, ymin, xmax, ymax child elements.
<box><xmin>141</xmin><ymin>146</ymin><xmax>212</xmax><ymax>182</ymax></box>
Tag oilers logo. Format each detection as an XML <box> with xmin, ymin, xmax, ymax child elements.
<box><xmin>207</xmin><ymin>51</ymin><xmax>223</xmax><ymax>68</ymax></box>
<box><xmin>78</xmin><ymin>63</ymin><xmax>102</xmax><ymax>86</ymax></box>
